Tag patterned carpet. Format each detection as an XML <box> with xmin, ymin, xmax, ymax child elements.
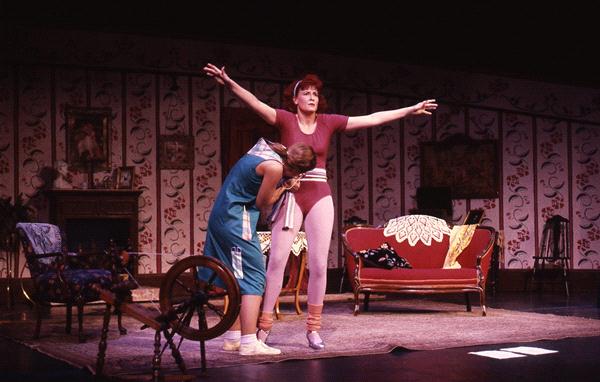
<box><xmin>2</xmin><ymin>296</ymin><xmax>600</xmax><ymax>380</ymax></box>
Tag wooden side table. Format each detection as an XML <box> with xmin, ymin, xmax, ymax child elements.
<box><xmin>258</xmin><ymin>231</ymin><xmax>307</xmax><ymax>317</ymax></box>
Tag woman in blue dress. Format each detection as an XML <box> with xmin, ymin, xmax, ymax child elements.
<box><xmin>205</xmin><ymin>138</ymin><xmax>316</xmax><ymax>356</ymax></box>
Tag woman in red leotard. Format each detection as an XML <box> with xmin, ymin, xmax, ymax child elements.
<box><xmin>204</xmin><ymin>63</ymin><xmax>437</xmax><ymax>350</ymax></box>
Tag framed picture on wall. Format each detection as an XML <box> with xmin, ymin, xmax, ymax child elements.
<box><xmin>65</xmin><ymin>106</ymin><xmax>112</xmax><ymax>171</ymax></box>
<box><xmin>158</xmin><ymin>135</ymin><xmax>194</xmax><ymax>170</ymax></box>
<box><xmin>112</xmin><ymin>166</ymin><xmax>134</xmax><ymax>189</ymax></box>
<box><xmin>420</xmin><ymin>134</ymin><xmax>499</xmax><ymax>199</ymax></box>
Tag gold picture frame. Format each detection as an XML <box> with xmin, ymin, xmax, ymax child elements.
<box><xmin>158</xmin><ymin>135</ymin><xmax>194</xmax><ymax>170</ymax></box>
<box><xmin>65</xmin><ymin>106</ymin><xmax>112</xmax><ymax>171</ymax></box>
<box><xmin>420</xmin><ymin>135</ymin><xmax>499</xmax><ymax>199</ymax></box>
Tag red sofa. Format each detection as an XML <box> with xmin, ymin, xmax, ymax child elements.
<box><xmin>342</xmin><ymin>220</ymin><xmax>497</xmax><ymax>316</ymax></box>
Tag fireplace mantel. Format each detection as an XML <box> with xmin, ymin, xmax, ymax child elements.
<box><xmin>45</xmin><ymin>189</ymin><xmax>142</xmax><ymax>255</ymax></box>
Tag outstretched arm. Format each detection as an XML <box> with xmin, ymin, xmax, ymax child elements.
<box><xmin>345</xmin><ymin>99</ymin><xmax>438</xmax><ymax>131</ymax></box>
<box><xmin>204</xmin><ymin>63</ymin><xmax>277</xmax><ymax>125</ymax></box>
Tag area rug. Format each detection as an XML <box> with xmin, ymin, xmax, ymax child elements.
<box><xmin>2</xmin><ymin>296</ymin><xmax>600</xmax><ymax>380</ymax></box>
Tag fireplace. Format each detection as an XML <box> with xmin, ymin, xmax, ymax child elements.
<box><xmin>46</xmin><ymin>189</ymin><xmax>142</xmax><ymax>269</ymax></box>
<box><xmin>65</xmin><ymin>218</ymin><xmax>131</xmax><ymax>253</ymax></box>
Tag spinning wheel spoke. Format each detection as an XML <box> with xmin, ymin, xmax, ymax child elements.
<box><xmin>205</xmin><ymin>302</ymin><xmax>225</xmax><ymax>318</ymax></box>
<box><xmin>197</xmin><ymin>305</ymin><xmax>208</xmax><ymax>331</ymax></box>
<box><xmin>174</xmin><ymin>278</ymin><xmax>194</xmax><ymax>295</ymax></box>
<box><xmin>205</xmin><ymin>271</ymin><xmax>217</xmax><ymax>289</ymax></box>
<box><xmin>176</xmin><ymin>303</ymin><xmax>195</xmax><ymax>328</ymax></box>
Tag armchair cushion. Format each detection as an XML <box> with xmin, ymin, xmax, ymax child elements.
<box><xmin>35</xmin><ymin>268</ymin><xmax>113</xmax><ymax>302</ymax></box>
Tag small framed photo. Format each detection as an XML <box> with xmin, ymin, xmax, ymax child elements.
<box><xmin>113</xmin><ymin>166</ymin><xmax>134</xmax><ymax>189</ymax></box>
<box><xmin>65</xmin><ymin>106</ymin><xmax>112</xmax><ymax>171</ymax></box>
<box><xmin>159</xmin><ymin>135</ymin><xmax>194</xmax><ymax>170</ymax></box>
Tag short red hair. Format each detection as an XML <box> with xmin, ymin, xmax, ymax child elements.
<box><xmin>283</xmin><ymin>74</ymin><xmax>328</xmax><ymax>112</ymax></box>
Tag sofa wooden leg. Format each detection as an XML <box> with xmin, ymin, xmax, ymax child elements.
<box><xmin>480</xmin><ymin>290</ymin><xmax>487</xmax><ymax>316</ymax></box>
<box><xmin>353</xmin><ymin>291</ymin><xmax>360</xmax><ymax>316</ymax></box>
<box><xmin>464</xmin><ymin>293</ymin><xmax>472</xmax><ymax>312</ymax></box>
<box><xmin>364</xmin><ymin>292</ymin><xmax>371</xmax><ymax>312</ymax></box>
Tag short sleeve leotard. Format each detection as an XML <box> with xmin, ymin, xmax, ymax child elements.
<box><xmin>274</xmin><ymin>109</ymin><xmax>348</xmax><ymax>214</ymax></box>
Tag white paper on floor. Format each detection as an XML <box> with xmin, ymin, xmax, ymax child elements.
<box><xmin>468</xmin><ymin>350</ymin><xmax>527</xmax><ymax>359</ymax></box>
<box><xmin>500</xmin><ymin>346</ymin><xmax>558</xmax><ymax>355</ymax></box>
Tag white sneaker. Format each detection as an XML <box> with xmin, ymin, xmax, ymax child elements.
<box><xmin>239</xmin><ymin>340</ymin><xmax>281</xmax><ymax>356</ymax></box>
<box><xmin>222</xmin><ymin>339</ymin><xmax>240</xmax><ymax>351</ymax></box>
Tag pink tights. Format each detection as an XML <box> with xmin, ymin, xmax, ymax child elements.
<box><xmin>261</xmin><ymin>196</ymin><xmax>334</xmax><ymax>317</ymax></box>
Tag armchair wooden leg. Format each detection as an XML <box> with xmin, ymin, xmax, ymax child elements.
<box><xmin>465</xmin><ymin>293</ymin><xmax>472</xmax><ymax>312</ymax></box>
<box><xmin>116</xmin><ymin>307</ymin><xmax>127</xmax><ymax>335</ymax></box>
<box><xmin>77</xmin><ymin>302</ymin><xmax>85</xmax><ymax>343</ymax></box>
<box><xmin>34</xmin><ymin>304</ymin><xmax>42</xmax><ymax>339</ymax></box>
<box><xmin>65</xmin><ymin>303</ymin><xmax>72</xmax><ymax>334</ymax></box>
<box><xmin>364</xmin><ymin>292</ymin><xmax>371</xmax><ymax>312</ymax></box>
<box><xmin>353</xmin><ymin>290</ymin><xmax>360</xmax><ymax>316</ymax></box>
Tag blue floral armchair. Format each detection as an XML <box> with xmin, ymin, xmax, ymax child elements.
<box><xmin>16</xmin><ymin>222</ymin><xmax>123</xmax><ymax>342</ymax></box>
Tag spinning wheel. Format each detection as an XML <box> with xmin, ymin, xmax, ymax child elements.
<box><xmin>159</xmin><ymin>255</ymin><xmax>241</xmax><ymax>341</ymax></box>
<box><xmin>95</xmin><ymin>255</ymin><xmax>241</xmax><ymax>380</ymax></box>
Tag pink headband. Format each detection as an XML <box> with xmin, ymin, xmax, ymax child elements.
<box><xmin>292</xmin><ymin>80</ymin><xmax>302</xmax><ymax>97</ymax></box>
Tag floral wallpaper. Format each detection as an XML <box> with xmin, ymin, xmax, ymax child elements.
<box><xmin>126</xmin><ymin>73</ymin><xmax>157</xmax><ymax>273</ymax></box>
<box><xmin>371</xmin><ymin>95</ymin><xmax>402</xmax><ymax>226</ymax></box>
<box><xmin>502</xmin><ymin>113</ymin><xmax>536</xmax><ymax>268</ymax></box>
<box><xmin>571</xmin><ymin>123</ymin><xmax>600</xmax><ymax>268</ymax></box>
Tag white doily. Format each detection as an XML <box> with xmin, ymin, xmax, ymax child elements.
<box><xmin>258</xmin><ymin>231</ymin><xmax>307</xmax><ymax>256</ymax></box>
<box><xmin>383</xmin><ymin>215</ymin><xmax>451</xmax><ymax>246</ymax></box>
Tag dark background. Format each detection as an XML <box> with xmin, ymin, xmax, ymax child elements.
<box><xmin>2</xmin><ymin>1</ymin><xmax>598</xmax><ymax>88</ymax></box>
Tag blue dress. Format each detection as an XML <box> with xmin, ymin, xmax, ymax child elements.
<box><xmin>203</xmin><ymin>139</ymin><xmax>282</xmax><ymax>295</ymax></box>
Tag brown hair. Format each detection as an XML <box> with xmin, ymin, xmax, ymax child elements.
<box><xmin>283</xmin><ymin>74</ymin><xmax>328</xmax><ymax>113</ymax></box>
<box><xmin>268</xmin><ymin>141</ymin><xmax>316</xmax><ymax>173</ymax></box>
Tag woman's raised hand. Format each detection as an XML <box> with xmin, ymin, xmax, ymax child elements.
<box><xmin>203</xmin><ymin>63</ymin><xmax>231</xmax><ymax>86</ymax></box>
<box><xmin>411</xmin><ymin>99</ymin><xmax>438</xmax><ymax>115</ymax></box>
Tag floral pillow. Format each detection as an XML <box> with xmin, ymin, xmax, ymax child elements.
<box><xmin>355</xmin><ymin>242</ymin><xmax>412</xmax><ymax>269</ymax></box>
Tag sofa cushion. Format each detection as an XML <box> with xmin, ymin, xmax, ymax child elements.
<box><xmin>356</xmin><ymin>242</ymin><xmax>412</xmax><ymax>269</ymax></box>
<box><xmin>359</xmin><ymin>267</ymin><xmax>478</xmax><ymax>286</ymax></box>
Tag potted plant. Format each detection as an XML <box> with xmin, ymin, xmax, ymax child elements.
<box><xmin>0</xmin><ymin>194</ymin><xmax>34</xmax><ymax>250</ymax></box>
